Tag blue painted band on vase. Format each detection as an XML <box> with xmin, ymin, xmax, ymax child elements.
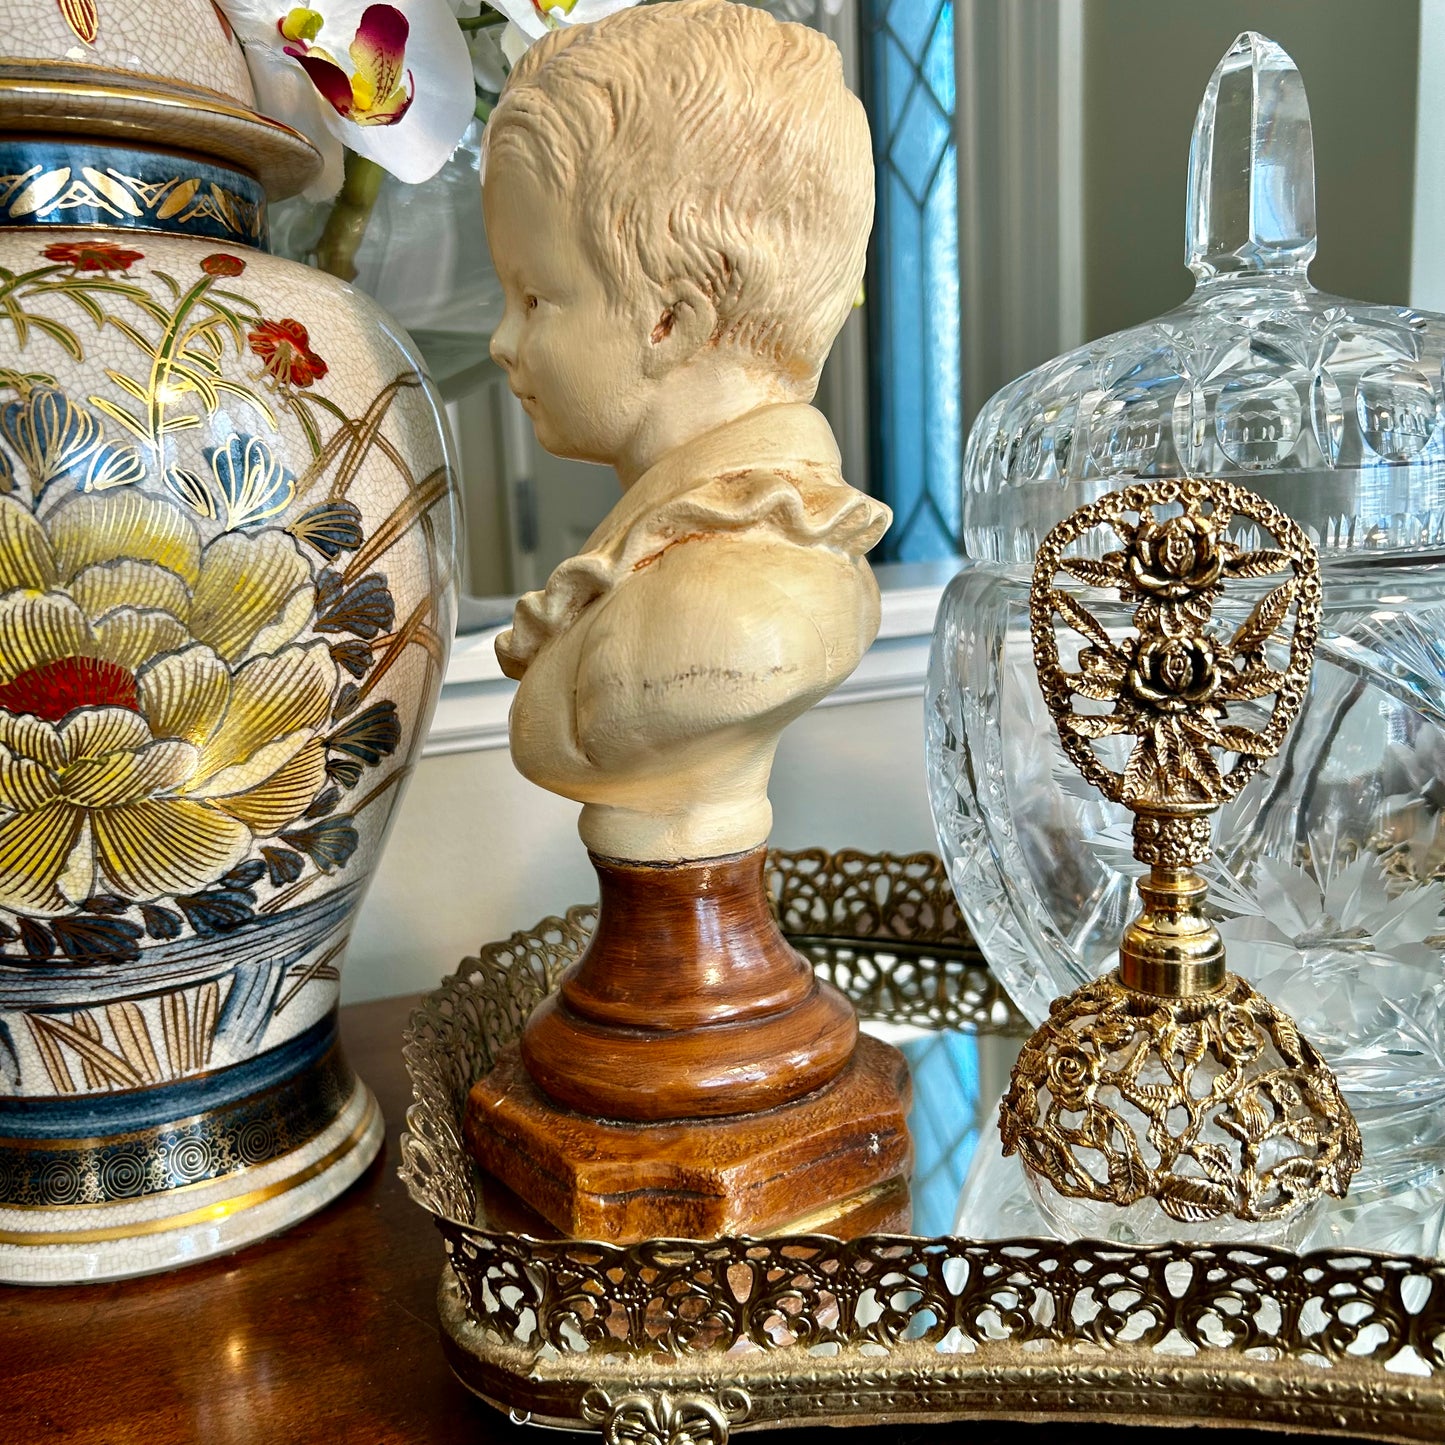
<box><xmin>0</xmin><ymin>138</ymin><xmax>268</xmax><ymax>247</ymax></box>
<box><xmin>0</xmin><ymin>1011</ymin><xmax>351</xmax><ymax>1207</ymax></box>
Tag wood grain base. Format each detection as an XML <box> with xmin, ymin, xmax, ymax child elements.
<box><xmin>519</xmin><ymin>848</ymin><xmax>858</xmax><ymax>1121</ymax></box>
<box><xmin>464</xmin><ymin>1033</ymin><xmax>913</xmax><ymax>1243</ymax></box>
<box><xmin>472</xmin><ymin>1160</ymin><xmax>913</xmax><ymax>1241</ymax></box>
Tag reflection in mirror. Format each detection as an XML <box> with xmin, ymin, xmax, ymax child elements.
<box><xmin>277</xmin><ymin>0</ymin><xmax>1433</xmax><ymax>617</ymax></box>
<box><xmin>467</xmin><ymin>1023</ymin><xmax>1028</xmax><ymax>1238</ymax></box>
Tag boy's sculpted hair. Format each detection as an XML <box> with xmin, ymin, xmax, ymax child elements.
<box><xmin>485</xmin><ymin>0</ymin><xmax>873</xmax><ymax>388</ymax></box>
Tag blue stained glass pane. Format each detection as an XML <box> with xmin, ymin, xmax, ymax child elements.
<box><xmin>885</xmin><ymin>0</ymin><xmax>944</xmax><ymax>60</ymax></box>
<box><xmin>923</xmin><ymin>2</ymin><xmax>955</xmax><ymax>110</ymax></box>
<box><xmin>896</xmin><ymin>498</ymin><xmax>956</xmax><ymax>561</ymax></box>
<box><xmin>883</xmin><ymin>171</ymin><xmax>925</xmax><ymax>498</ymax></box>
<box><xmin>883</xmin><ymin>33</ymin><xmax>915</xmax><ymax>134</ymax></box>
<box><xmin>865</xmin><ymin>0</ymin><xmax>960</xmax><ymax>562</ymax></box>
<box><xmin>901</xmin><ymin>1032</ymin><xmax>981</xmax><ymax>1236</ymax></box>
<box><xmin>924</xmin><ymin>143</ymin><xmax>961</xmax><ymax>541</ymax></box>
<box><xmin>889</xmin><ymin>84</ymin><xmax>950</xmax><ymax>205</ymax></box>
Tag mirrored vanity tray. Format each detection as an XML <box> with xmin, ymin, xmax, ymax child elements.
<box><xmin>399</xmin><ymin>849</ymin><xmax>1445</xmax><ymax>1442</ymax></box>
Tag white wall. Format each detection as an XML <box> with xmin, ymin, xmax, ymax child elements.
<box><xmin>342</xmin><ymin>692</ymin><xmax>937</xmax><ymax>1003</ymax></box>
<box><xmin>339</xmin><ymin>524</ymin><xmax>952</xmax><ymax>1017</ymax></box>
<box><xmin>1414</xmin><ymin>0</ymin><xmax>1445</xmax><ymax>309</ymax></box>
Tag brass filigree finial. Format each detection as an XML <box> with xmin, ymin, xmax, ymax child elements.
<box><xmin>1002</xmin><ymin>478</ymin><xmax>1360</xmax><ymax>1232</ymax></box>
<box><xmin>1031</xmin><ymin>477</ymin><xmax>1321</xmax><ymax>994</ymax></box>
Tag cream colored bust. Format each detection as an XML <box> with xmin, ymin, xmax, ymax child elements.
<box><xmin>485</xmin><ymin>0</ymin><xmax>888</xmax><ymax>863</ymax></box>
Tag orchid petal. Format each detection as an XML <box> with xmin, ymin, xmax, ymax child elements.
<box><xmin>490</xmin><ymin>0</ymin><xmax>644</xmax><ymax>57</ymax></box>
<box><xmin>349</xmin><ymin>3</ymin><xmax>409</xmax><ymax>109</ymax></box>
<box><xmin>500</xmin><ymin>20</ymin><xmax>531</xmax><ymax>66</ymax></box>
<box><xmin>549</xmin><ymin>0</ymin><xmax>635</xmax><ymax>20</ymax></box>
<box><xmin>291</xmin><ymin>47</ymin><xmax>358</xmax><ymax>116</ymax></box>
<box><xmin>468</xmin><ymin>25</ymin><xmax>507</xmax><ymax>93</ymax></box>
<box><xmin>326</xmin><ymin>1</ymin><xmax>473</xmax><ymax>182</ymax></box>
<box><xmin>304</xmin><ymin>123</ymin><xmax>347</xmax><ymax>199</ymax></box>
<box><xmin>352</xmin><ymin>75</ymin><xmax>413</xmax><ymax>125</ymax></box>
<box><xmin>213</xmin><ymin>0</ymin><xmax>293</xmax><ymax>45</ymax></box>
<box><xmin>481</xmin><ymin>0</ymin><xmax>549</xmax><ymax>40</ymax></box>
<box><xmin>217</xmin><ymin>0</ymin><xmax>471</xmax><ymax>187</ymax></box>
<box><xmin>243</xmin><ymin>42</ymin><xmax>345</xmax><ymax>197</ymax></box>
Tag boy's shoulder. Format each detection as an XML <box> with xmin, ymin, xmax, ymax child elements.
<box><xmin>669</xmin><ymin>455</ymin><xmax>890</xmax><ymax>563</ymax></box>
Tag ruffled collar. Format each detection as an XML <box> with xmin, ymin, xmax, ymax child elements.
<box><xmin>495</xmin><ymin>404</ymin><xmax>890</xmax><ymax>680</ymax></box>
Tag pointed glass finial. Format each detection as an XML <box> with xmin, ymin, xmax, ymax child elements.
<box><xmin>1186</xmin><ymin>31</ymin><xmax>1316</xmax><ymax>279</ymax></box>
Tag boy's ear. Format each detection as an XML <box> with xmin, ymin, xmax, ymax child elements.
<box><xmin>643</xmin><ymin>279</ymin><xmax>715</xmax><ymax>376</ymax></box>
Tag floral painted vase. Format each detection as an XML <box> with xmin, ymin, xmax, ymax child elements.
<box><xmin>0</xmin><ymin>1</ymin><xmax>456</xmax><ymax>1281</ymax></box>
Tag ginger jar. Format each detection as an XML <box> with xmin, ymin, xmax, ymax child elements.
<box><xmin>0</xmin><ymin>0</ymin><xmax>457</xmax><ymax>1280</ymax></box>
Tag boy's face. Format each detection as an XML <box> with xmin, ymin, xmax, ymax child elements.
<box><xmin>485</xmin><ymin>151</ymin><xmax>657</xmax><ymax>468</ymax></box>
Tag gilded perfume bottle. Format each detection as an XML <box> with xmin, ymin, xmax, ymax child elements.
<box><xmin>998</xmin><ymin>477</ymin><xmax>1360</xmax><ymax>1245</ymax></box>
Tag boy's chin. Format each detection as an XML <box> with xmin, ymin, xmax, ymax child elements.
<box><xmin>531</xmin><ymin>419</ymin><xmax>611</xmax><ymax>468</ymax></box>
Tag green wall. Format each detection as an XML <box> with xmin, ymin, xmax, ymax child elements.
<box><xmin>1083</xmin><ymin>0</ymin><xmax>1420</xmax><ymax>339</ymax></box>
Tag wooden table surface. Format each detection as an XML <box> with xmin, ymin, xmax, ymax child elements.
<box><xmin>0</xmin><ymin>995</ymin><xmax>1372</xmax><ymax>1445</ymax></box>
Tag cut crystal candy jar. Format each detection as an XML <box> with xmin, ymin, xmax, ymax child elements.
<box><xmin>928</xmin><ymin>31</ymin><xmax>1445</xmax><ymax>1217</ymax></box>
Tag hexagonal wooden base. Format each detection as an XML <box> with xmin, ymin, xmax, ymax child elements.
<box><xmin>464</xmin><ymin>1034</ymin><xmax>912</xmax><ymax>1243</ymax></box>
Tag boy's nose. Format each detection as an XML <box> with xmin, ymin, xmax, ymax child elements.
<box><xmin>490</xmin><ymin>320</ymin><xmax>516</xmax><ymax>372</ymax></box>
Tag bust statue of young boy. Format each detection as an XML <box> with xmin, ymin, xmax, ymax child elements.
<box><xmin>485</xmin><ymin>0</ymin><xmax>889</xmax><ymax>865</ymax></box>
<box><xmin>467</xmin><ymin>2</ymin><xmax>911</xmax><ymax>1236</ymax></box>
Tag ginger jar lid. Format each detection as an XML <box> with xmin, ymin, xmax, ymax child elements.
<box><xmin>0</xmin><ymin>0</ymin><xmax>322</xmax><ymax>199</ymax></box>
<box><xmin>962</xmin><ymin>32</ymin><xmax>1445</xmax><ymax>564</ymax></box>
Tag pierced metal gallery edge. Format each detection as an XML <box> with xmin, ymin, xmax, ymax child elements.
<box><xmin>399</xmin><ymin>847</ymin><xmax>1445</xmax><ymax>1443</ymax></box>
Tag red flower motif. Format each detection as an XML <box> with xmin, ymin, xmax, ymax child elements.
<box><xmin>247</xmin><ymin>318</ymin><xmax>329</xmax><ymax>389</ymax></box>
<box><xmin>0</xmin><ymin>656</ymin><xmax>139</xmax><ymax>723</ymax></box>
<box><xmin>42</xmin><ymin>240</ymin><xmax>144</xmax><ymax>273</ymax></box>
<box><xmin>57</xmin><ymin>0</ymin><xmax>99</xmax><ymax>45</ymax></box>
<box><xmin>200</xmin><ymin>253</ymin><xmax>246</xmax><ymax>277</ymax></box>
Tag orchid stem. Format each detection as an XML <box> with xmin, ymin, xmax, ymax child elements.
<box><xmin>313</xmin><ymin>153</ymin><xmax>386</xmax><ymax>284</ymax></box>
<box><xmin>457</xmin><ymin>13</ymin><xmax>507</xmax><ymax>30</ymax></box>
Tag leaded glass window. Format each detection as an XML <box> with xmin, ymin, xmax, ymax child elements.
<box><xmin>862</xmin><ymin>0</ymin><xmax>960</xmax><ymax>561</ymax></box>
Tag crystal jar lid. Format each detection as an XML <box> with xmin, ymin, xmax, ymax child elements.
<box><xmin>962</xmin><ymin>31</ymin><xmax>1445</xmax><ymax>564</ymax></box>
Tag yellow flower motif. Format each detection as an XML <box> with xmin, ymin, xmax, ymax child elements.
<box><xmin>0</xmin><ymin>491</ymin><xmax>335</xmax><ymax>914</ymax></box>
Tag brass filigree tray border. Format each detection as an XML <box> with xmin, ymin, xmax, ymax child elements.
<box><xmin>400</xmin><ymin>848</ymin><xmax>1445</xmax><ymax>1443</ymax></box>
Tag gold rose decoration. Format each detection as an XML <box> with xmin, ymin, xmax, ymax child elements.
<box><xmin>1000</xmin><ymin>478</ymin><xmax>1361</xmax><ymax>1227</ymax></box>
<box><xmin>1031</xmin><ymin>479</ymin><xmax>1321</xmax><ymax>864</ymax></box>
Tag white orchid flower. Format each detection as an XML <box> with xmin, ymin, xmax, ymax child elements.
<box><xmin>217</xmin><ymin>2</ymin><xmax>475</xmax><ymax>198</ymax></box>
<box><xmin>474</xmin><ymin>0</ymin><xmax>639</xmax><ymax>67</ymax></box>
<box><xmin>465</xmin><ymin>20</ymin><xmax>508</xmax><ymax>94</ymax></box>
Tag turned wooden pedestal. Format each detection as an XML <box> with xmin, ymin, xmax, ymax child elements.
<box><xmin>464</xmin><ymin>846</ymin><xmax>913</xmax><ymax>1241</ymax></box>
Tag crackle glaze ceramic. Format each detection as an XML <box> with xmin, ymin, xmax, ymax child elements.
<box><xmin>0</xmin><ymin>0</ymin><xmax>457</xmax><ymax>1282</ymax></box>
<box><xmin>0</xmin><ymin>0</ymin><xmax>254</xmax><ymax>103</ymax></box>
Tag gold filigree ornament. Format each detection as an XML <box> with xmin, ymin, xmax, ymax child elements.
<box><xmin>581</xmin><ymin>1386</ymin><xmax>751</xmax><ymax>1445</ymax></box>
<box><xmin>1000</xmin><ymin>477</ymin><xmax>1362</xmax><ymax>1237</ymax></box>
